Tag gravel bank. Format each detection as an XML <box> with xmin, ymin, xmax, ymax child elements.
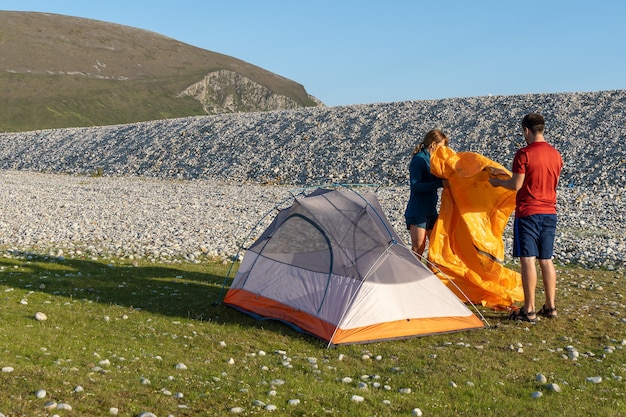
<box><xmin>0</xmin><ymin>90</ymin><xmax>624</xmax><ymax>269</ymax></box>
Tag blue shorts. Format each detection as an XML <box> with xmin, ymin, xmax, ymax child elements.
<box><xmin>405</xmin><ymin>214</ymin><xmax>438</xmax><ymax>231</ymax></box>
<box><xmin>513</xmin><ymin>214</ymin><xmax>557</xmax><ymax>259</ymax></box>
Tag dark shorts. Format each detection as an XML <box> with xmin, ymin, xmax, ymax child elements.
<box><xmin>513</xmin><ymin>214</ymin><xmax>557</xmax><ymax>259</ymax></box>
<box><xmin>405</xmin><ymin>214</ymin><xmax>438</xmax><ymax>231</ymax></box>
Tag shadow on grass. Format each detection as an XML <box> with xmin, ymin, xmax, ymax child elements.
<box><xmin>0</xmin><ymin>251</ymin><xmax>323</xmax><ymax>345</ymax></box>
<box><xmin>0</xmin><ymin>251</ymin><xmax>241</xmax><ymax>320</ymax></box>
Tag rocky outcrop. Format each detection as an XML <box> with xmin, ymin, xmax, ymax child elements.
<box><xmin>178</xmin><ymin>70</ymin><xmax>319</xmax><ymax>114</ymax></box>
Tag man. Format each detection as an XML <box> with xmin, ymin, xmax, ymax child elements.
<box><xmin>490</xmin><ymin>113</ymin><xmax>563</xmax><ymax>322</ymax></box>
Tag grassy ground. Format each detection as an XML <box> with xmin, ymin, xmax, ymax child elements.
<box><xmin>0</xmin><ymin>252</ymin><xmax>624</xmax><ymax>416</ymax></box>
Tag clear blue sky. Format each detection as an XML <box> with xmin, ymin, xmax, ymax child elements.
<box><xmin>4</xmin><ymin>0</ymin><xmax>625</xmax><ymax>106</ymax></box>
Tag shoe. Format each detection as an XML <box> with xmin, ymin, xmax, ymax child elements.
<box><xmin>538</xmin><ymin>305</ymin><xmax>557</xmax><ymax>319</ymax></box>
<box><xmin>508</xmin><ymin>307</ymin><xmax>536</xmax><ymax>322</ymax></box>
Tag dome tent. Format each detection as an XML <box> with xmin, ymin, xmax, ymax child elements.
<box><xmin>223</xmin><ymin>186</ymin><xmax>484</xmax><ymax>346</ymax></box>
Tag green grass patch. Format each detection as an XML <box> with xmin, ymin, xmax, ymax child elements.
<box><xmin>1</xmin><ymin>252</ymin><xmax>624</xmax><ymax>416</ymax></box>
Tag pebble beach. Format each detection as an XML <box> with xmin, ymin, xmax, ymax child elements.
<box><xmin>0</xmin><ymin>90</ymin><xmax>624</xmax><ymax>269</ymax></box>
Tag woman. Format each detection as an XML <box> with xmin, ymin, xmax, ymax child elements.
<box><xmin>404</xmin><ymin>129</ymin><xmax>449</xmax><ymax>257</ymax></box>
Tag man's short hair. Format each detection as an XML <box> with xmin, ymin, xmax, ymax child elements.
<box><xmin>522</xmin><ymin>113</ymin><xmax>545</xmax><ymax>134</ymax></box>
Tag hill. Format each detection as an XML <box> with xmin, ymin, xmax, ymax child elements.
<box><xmin>0</xmin><ymin>11</ymin><xmax>321</xmax><ymax>132</ymax></box>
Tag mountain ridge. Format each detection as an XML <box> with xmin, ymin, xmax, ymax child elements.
<box><xmin>0</xmin><ymin>11</ymin><xmax>321</xmax><ymax>132</ymax></box>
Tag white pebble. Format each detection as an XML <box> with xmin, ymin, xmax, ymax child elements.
<box><xmin>1</xmin><ymin>367</ymin><xmax>14</xmax><ymax>373</ymax></box>
<box><xmin>56</xmin><ymin>403</ymin><xmax>72</xmax><ymax>411</ymax></box>
<box><xmin>351</xmin><ymin>395</ymin><xmax>364</xmax><ymax>402</ymax></box>
<box><xmin>535</xmin><ymin>374</ymin><xmax>547</xmax><ymax>384</ymax></box>
<box><xmin>44</xmin><ymin>401</ymin><xmax>57</xmax><ymax>410</ymax></box>
<box><xmin>398</xmin><ymin>387</ymin><xmax>411</xmax><ymax>394</ymax></box>
<box><xmin>35</xmin><ymin>312</ymin><xmax>47</xmax><ymax>321</ymax></box>
<box><xmin>229</xmin><ymin>407</ymin><xmax>244</xmax><ymax>413</ymax></box>
<box><xmin>227</xmin><ymin>358</ymin><xmax>235</xmax><ymax>365</ymax></box>
<box><xmin>586</xmin><ymin>376</ymin><xmax>603</xmax><ymax>384</ymax></box>
<box><xmin>175</xmin><ymin>363</ymin><xmax>188</xmax><ymax>370</ymax></box>
<box><xmin>531</xmin><ymin>391</ymin><xmax>543</xmax><ymax>399</ymax></box>
<box><xmin>73</xmin><ymin>386</ymin><xmax>84</xmax><ymax>393</ymax></box>
<box><xmin>35</xmin><ymin>389</ymin><xmax>47</xmax><ymax>399</ymax></box>
<box><xmin>109</xmin><ymin>407</ymin><xmax>119</xmax><ymax>415</ymax></box>
<box><xmin>412</xmin><ymin>408</ymin><xmax>424</xmax><ymax>417</ymax></box>
<box><xmin>265</xmin><ymin>404</ymin><xmax>277</xmax><ymax>411</ymax></box>
<box><xmin>288</xmin><ymin>399</ymin><xmax>300</xmax><ymax>405</ymax></box>
<box><xmin>546</xmin><ymin>383</ymin><xmax>562</xmax><ymax>392</ymax></box>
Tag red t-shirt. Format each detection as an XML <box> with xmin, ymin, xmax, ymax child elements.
<box><xmin>512</xmin><ymin>141</ymin><xmax>563</xmax><ymax>218</ymax></box>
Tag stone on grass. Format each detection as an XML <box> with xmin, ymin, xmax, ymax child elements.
<box><xmin>546</xmin><ymin>383</ymin><xmax>562</xmax><ymax>392</ymax></box>
<box><xmin>35</xmin><ymin>312</ymin><xmax>47</xmax><ymax>321</ymax></box>
<box><xmin>43</xmin><ymin>401</ymin><xmax>57</xmax><ymax>410</ymax></box>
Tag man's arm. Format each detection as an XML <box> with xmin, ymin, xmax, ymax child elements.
<box><xmin>489</xmin><ymin>172</ymin><xmax>525</xmax><ymax>191</ymax></box>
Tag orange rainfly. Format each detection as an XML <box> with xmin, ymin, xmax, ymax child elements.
<box><xmin>428</xmin><ymin>146</ymin><xmax>524</xmax><ymax>307</ymax></box>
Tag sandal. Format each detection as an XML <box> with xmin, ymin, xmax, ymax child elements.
<box><xmin>538</xmin><ymin>305</ymin><xmax>558</xmax><ymax>319</ymax></box>
<box><xmin>508</xmin><ymin>307</ymin><xmax>536</xmax><ymax>322</ymax></box>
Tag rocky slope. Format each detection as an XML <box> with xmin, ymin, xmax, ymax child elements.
<box><xmin>0</xmin><ymin>90</ymin><xmax>624</xmax><ymax>269</ymax></box>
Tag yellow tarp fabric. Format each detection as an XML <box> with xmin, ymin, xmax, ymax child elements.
<box><xmin>427</xmin><ymin>146</ymin><xmax>523</xmax><ymax>307</ymax></box>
